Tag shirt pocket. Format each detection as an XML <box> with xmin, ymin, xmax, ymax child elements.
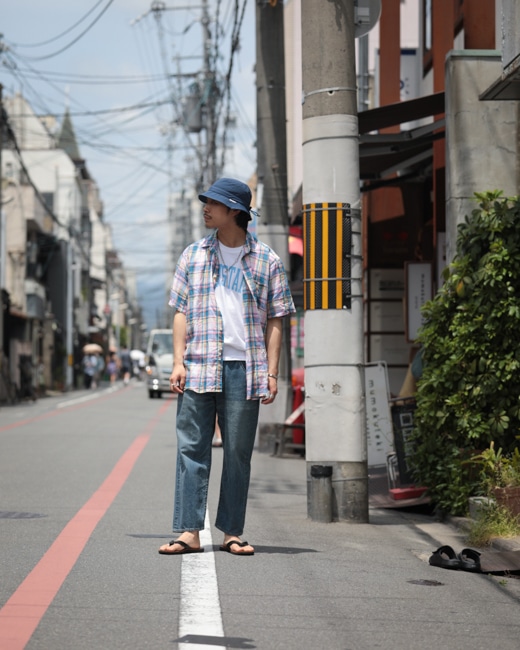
<box><xmin>250</xmin><ymin>277</ymin><xmax>268</xmax><ymax>312</ymax></box>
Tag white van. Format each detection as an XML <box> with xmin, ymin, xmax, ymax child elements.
<box><xmin>145</xmin><ymin>329</ymin><xmax>173</xmax><ymax>398</ymax></box>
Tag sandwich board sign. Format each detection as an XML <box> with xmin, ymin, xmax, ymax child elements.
<box><xmin>364</xmin><ymin>362</ymin><xmax>394</xmax><ymax>467</ymax></box>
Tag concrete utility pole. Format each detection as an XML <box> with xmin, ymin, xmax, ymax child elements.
<box><xmin>301</xmin><ymin>0</ymin><xmax>367</xmax><ymax>522</ymax></box>
<box><xmin>256</xmin><ymin>0</ymin><xmax>292</xmax><ymax>426</ymax></box>
<box><xmin>201</xmin><ymin>0</ymin><xmax>217</xmax><ymax>187</ymax></box>
<box><xmin>66</xmin><ymin>236</ymin><xmax>74</xmax><ymax>390</ymax></box>
<box><xmin>0</xmin><ymin>84</ymin><xmax>4</xmax><ymax>366</ymax></box>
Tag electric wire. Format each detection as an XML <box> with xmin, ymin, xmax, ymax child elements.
<box><xmin>132</xmin><ymin>17</ymin><xmax>172</xmax><ymax>127</ymax></box>
<box><xmin>131</xmin><ymin>8</ymin><xmax>196</xmax><ymax>214</ymax></box>
<box><xmin>8</xmin><ymin>0</ymin><xmax>115</xmax><ymax>62</ymax></box>
<box><xmin>3</xmin><ymin>51</ymin><xmax>160</xmax><ymax>147</ymax></box>
<box><xmin>1</xmin><ymin>1</ymin><xmax>257</xmax><ymax>325</ymax></box>
<box><xmin>2</xmin><ymin>3</ymin><xmax>254</xmax><ymax>180</ymax></box>
<box><xmin>7</xmin><ymin>97</ymin><xmax>174</xmax><ymax>118</ymax></box>
<box><xmin>1</xmin><ymin>64</ymin><xmax>171</xmax><ymax>85</ymax></box>
<box><xmin>3</xmin><ymin>65</ymin><xmax>175</xmax><ymax>230</ymax></box>
<box><xmin>152</xmin><ymin>6</ymin><xmax>201</xmax><ymax>167</ymax></box>
<box><xmin>218</xmin><ymin>0</ymin><xmax>249</xmax><ymax>172</ymax></box>
<box><xmin>6</xmin><ymin>78</ymin><xmax>171</xmax><ymax>271</ymax></box>
<box><xmin>3</xmin><ymin>52</ymin><xmax>174</xmax><ymax>184</ymax></box>
<box><xmin>3</xmin><ymin>72</ymin><xmax>169</xmax><ymax>318</ymax></box>
<box><xmin>104</xmin><ymin>175</ymin><xmax>171</xmax><ymax>220</ymax></box>
<box><xmin>7</xmin><ymin>0</ymin><xmax>106</xmax><ymax>48</ymax></box>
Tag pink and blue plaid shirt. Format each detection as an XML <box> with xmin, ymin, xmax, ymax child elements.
<box><xmin>169</xmin><ymin>230</ymin><xmax>295</xmax><ymax>399</ymax></box>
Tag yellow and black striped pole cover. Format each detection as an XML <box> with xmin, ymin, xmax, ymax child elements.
<box><xmin>302</xmin><ymin>202</ymin><xmax>352</xmax><ymax>310</ymax></box>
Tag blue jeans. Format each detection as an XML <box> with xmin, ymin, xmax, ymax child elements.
<box><xmin>173</xmin><ymin>361</ymin><xmax>260</xmax><ymax>536</ymax></box>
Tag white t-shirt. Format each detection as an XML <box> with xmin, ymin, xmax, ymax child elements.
<box><xmin>214</xmin><ymin>242</ymin><xmax>246</xmax><ymax>360</ymax></box>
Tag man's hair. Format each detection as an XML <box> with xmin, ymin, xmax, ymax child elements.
<box><xmin>235</xmin><ymin>211</ymin><xmax>249</xmax><ymax>232</ymax></box>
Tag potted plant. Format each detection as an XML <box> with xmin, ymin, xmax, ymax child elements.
<box><xmin>471</xmin><ymin>442</ymin><xmax>520</xmax><ymax>518</ymax></box>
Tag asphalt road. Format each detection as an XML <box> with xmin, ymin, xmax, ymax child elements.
<box><xmin>1</xmin><ymin>382</ymin><xmax>519</xmax><ymax>650</ymax></box>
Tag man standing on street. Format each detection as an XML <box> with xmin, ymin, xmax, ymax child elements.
<box><xmin>159</xmin><ymin>178</ymin><xmax>295</xmax><ymax>556</ymax></box>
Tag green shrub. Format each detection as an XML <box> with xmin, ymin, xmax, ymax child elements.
<box><xmin>470</xmin><ymin>442</ymin><xmax>520</xmax><ymax>494</ymax></box>
<box><xmin>466</xmin><ymin>502</ymin><xmax>520</xmax><ymax>547</ymax></box>
<box><xmin>410</xmin><ymin>192</ymin><xmax>520</xmax><ymax>515</ymax></box>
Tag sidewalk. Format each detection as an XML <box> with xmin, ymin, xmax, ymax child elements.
<box><xmin>269</xmin><ymin>449</ymin><xmax>520</xmax><ymax>559</ymax></box>
<box><xmin>367</xmin><ymin>464</ymin><xmax>520</xmax><ymax>553</ymax></box>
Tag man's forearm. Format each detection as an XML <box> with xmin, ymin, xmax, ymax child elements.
<box><xmin>265</xmin><ymin>317</ymin><xmax>283</xmax><ymax>375</ymax></box>
<box><xmin>172</xmin><ymin>311</ymin><xmax>187</xmax><ymax>366</ymax></box>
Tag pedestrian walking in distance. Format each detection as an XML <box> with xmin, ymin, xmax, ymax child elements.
<box><xmin>159</xmin><ymin>177</ymin><xmax>295</xmax><ymax>557</ymax></box>
<box><xmin>119</xmin><ymin>345</ymin><xmax>132</xmax><ymax>385</ymax></box>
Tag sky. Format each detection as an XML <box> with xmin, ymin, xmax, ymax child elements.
<box><xmin>0</xmin><ymin>0</ymin><xmax>257</xmax><ymax>330</ymax></box>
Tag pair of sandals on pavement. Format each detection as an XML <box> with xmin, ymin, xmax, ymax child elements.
<box><xmin>159</xmin><ymin>538</ymin><xmax>254</xmax><ymax>556</ymax></box>
<box><xmin>429</xmin><ymin>545</ymin><xmax>481</xmax><ymax>572</ymax></box>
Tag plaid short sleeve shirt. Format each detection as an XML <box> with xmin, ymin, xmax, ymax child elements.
<box><xmin>169</xmin><ymin>230</ymin><xmax>295</xmax><ymax>399</ymax></box>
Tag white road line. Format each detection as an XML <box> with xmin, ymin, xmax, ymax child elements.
<box><xmin>56</xmin><ymin>385</ymin><xmax>119</xmax><ymax>409</ymax></box>
<box><xmin>178</xmin><ymin>510</ymin><xmax>224</xmax><ymax>649</ymax></box>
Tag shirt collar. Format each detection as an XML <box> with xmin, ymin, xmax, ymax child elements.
<box><xmin>203</xmin><ymin>230</ymin><xmax>257</xmax><ymax>255</ymax></box>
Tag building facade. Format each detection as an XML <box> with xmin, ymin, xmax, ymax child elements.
<box><xmin>0</xmin><ymin>94</ymin><xmax>142</xmax><ymax>399</ymax></box>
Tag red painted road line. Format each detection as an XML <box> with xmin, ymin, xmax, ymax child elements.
<box><xmin>0</xmin><ymin>400</ymin><xmax>172</xmax><ymax>650</ymax></box>
<box><xmin>0</xmin><ymin>409</ymin><xmax>58</xmax><ymax>433</ymax></box>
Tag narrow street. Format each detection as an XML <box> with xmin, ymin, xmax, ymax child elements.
<box><xmin>0</xmin><ymin>382</ymin><xmax>519</xmax><ymax>650</ymax></box>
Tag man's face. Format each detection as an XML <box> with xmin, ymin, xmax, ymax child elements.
<box><xmin>202</xmin><ymin>198</ymin><xmax>238</xmax><ymax>229</ymax></box>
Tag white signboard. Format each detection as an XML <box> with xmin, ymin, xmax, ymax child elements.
<box><xmin>364</xmin><ymin>362</ymin><xmax>394</xmax><ymax>467</ymax></box>
<box><xmin>406</xmin><ymin>262</ymin><xmax>432</xmax><ymax>342</ymax></box>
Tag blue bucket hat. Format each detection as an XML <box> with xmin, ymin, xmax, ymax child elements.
<box><xmin>198</xmin><ymin>177</ymin><xmax>252</xmax><ymax>220</ymax></box>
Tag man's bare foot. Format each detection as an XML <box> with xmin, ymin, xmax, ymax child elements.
<box><xmin>158</xmin><ymin>531</ymin><xmax>202</xmax><ymax>555</ymax></box>
<box><xmin>220</xmin><ymin>536</ymin><xmax>254</xmax><ymax>555</ymax></box>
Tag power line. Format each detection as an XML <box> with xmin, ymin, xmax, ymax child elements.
<box><xmin>107</xmin><ymin>218</ymin><xmax>170</xmax><ymax>227</ymax></box>
<box><xmin>3</xmin><ymin>78</ymin><xmax>190</xmax><ymax>239</ymax></box>
<box><xmin>2</xmin><ymin>58</ymin><xmax>180</xmax><ymax>85</ymax></box>
<box><xmin>103</xmin><ymin>174</ymin><xmax>171</xmax><ymax>220</ymax></box>
<box><xmin>3</xmin><ymin>52</ymin><xmax>162</xmax><ymax>149</ymax></box>
<box><xmin>0</xmin><ymin>0</ymin><xmax>254</xmax><ymax>302</ymax></box>
<box><xmin>9</xmin><ymin>97</ymin><xmax>173</xmax><ymax>118</ymax></box>
<box><xmin>4</xmin><ymin>58</ymin><xmax>176</xmax><ymax>183</ymax></box>
<box><xmin>218</xmin><ymin>0</ymin><xmax>249</xmax><ymax>172</ymax></box>
<box><xmin>9</xmin><ymin>0</ymin><xmax>116</xmax><ymax>62</ymax></box>
<box><xmin>6</xmin><ymin>0</ymin><xmax>106</xmax><ymax>49</ymax></box>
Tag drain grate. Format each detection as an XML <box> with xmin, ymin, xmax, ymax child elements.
<box><xmin>0</xmin><ymin>511</ymin><xmax>47</xmax><ymax>519</ymax></box>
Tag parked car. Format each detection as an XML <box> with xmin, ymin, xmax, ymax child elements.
<box><xmin>145</xmin><ymin>329</ymin><xmax>173</xmax><ymax>398</ymax></box>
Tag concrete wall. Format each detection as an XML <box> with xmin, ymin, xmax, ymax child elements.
<box><xmin>445</xmin><ymin>51</ymin><xmax>519</xmax><ymax>264</ymax></box>
<box><xmin>501</xmin><ymin>0</ymin><xmax>520</xmax><ymax>71</ymax></box>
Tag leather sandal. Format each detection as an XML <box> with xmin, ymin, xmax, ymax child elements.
<box><xmin>158</xmin><ymin>539</ymin><xmax>204</xmax><ymax>555</ymax></box>
<box><xmin>219</xmin><ymin>540</ymin><xmax>254</xmax><ymax>556</ymax></box>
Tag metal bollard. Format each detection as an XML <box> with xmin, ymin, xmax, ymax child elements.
<box><xmin>309</xmin><ymin>465</ymin><xmax>333</xmax><ymax>523</ymax></box>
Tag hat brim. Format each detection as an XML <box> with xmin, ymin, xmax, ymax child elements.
<box><xmin>199</xmin><ymin>189</ymin><xmax>252</xmax><ymax>220</ymax></box>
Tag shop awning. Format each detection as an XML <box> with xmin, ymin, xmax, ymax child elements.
<box><xmin>359</xmin><ymin>92</ymin><xmax>445</xmax><ymax>183</ymax></box>
<box><xmin>360</xmin><ymin>117</ymin><xmax>445</xmax><ymax>182</ymax></box>
<box><xmin>358</xmin><ymin>92</ymin><xmax>445</xmax><ymax>134</ymax></box>
<box><xmin>291</xmin><ymin>92</ymin><xmax>446</xmax><ymax>218</ymax></box>
<box><xmin>480</xmin><ymin>59</ymin><xmax>520</xmax><ymax>100</ymax></box>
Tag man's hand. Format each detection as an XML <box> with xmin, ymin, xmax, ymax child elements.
<box><xmin>261</xmin><ymin>374</ymin><xmax>278</xmax><ymax>404</ymax></box>
<box><xmin>170</xmin><ymin>363</ymin><xmax>186</xmax><ymax>393</ymax></box>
